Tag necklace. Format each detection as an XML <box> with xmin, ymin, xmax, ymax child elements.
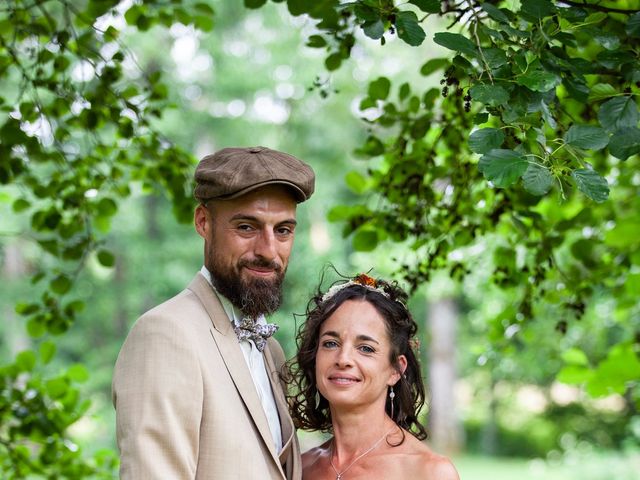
<box><xmin>329</xmin><ymin>425</ymin><xmax>396</xmax><ymax>480</ymax></box>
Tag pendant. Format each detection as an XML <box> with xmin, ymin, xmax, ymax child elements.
<box><xmin>336</xmin><ymin>476</ymin><xmax>342</xmax><ymax>480</ymax></box>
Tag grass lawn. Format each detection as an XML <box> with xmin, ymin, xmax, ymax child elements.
<box><xmin>453</xmin><ymin>451</ymin><xmax>639</xmax><ymax>480</ymax></box>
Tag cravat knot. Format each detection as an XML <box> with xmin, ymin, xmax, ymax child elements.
<box><xmin>233</xmin><ymin>317</ymin><xmax>278</xmax><ymax>352</ymax></box>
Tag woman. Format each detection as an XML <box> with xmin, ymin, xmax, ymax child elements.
<box><xmin>288</xmin><ymin>273</ymin><xmax>459</xmax><ymax>479</ymax></box>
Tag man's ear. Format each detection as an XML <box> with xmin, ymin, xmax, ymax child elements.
<box><xmin>194</xmin><ymin>204</ymin><xmax>209</xmax><ymax>239</ymax></box>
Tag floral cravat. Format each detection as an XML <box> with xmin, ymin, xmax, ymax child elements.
<box><xmin>233</xmin><ymin>317</ymin><xmax>278</xmax><ymax>352</ymax></box>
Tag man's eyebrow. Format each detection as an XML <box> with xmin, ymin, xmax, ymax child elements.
<box><xmin>228</xmin><ymin>214</ymin><xmax>297</xmax><ymax>226</ymax></box>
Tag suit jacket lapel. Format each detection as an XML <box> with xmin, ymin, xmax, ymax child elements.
<box><xmin>263</xmin><ymin>339</ymin><xmax>295</xmax><ymax>465</ymax></box>
<box><xmin>187</xmin><ymin>274</ymin><xmax>282</xmax><ymax>472</ymax></box>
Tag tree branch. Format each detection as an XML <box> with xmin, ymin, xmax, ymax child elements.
<box><xmin>559</xmin><ymin>1</ymin><xmax>640</xmax><ymax>14</ymax></box>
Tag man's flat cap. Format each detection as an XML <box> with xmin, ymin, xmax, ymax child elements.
<box><xmin>194</xmin><ymin>146</ymin><xmax>315</xmax><ymax>203</ymax></box>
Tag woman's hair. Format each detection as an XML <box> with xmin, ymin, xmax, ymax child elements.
<box><xmin>286</xmin><ymin>272</ymin><xmax>428</xmax><ymax>442</ymax></box>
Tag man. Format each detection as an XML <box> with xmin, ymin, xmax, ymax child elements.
<box><xmin>112</xmin><ymin>146</ymin><xmax>315</xmax><ymax>479</ymax></box>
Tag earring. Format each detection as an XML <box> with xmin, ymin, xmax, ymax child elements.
<box><xmin>315</xmin><ymin>390</ymin><xmax>321</xmax><ymax>409</ymax></box>
<box><xmin>389</xmin><ymin>386</ymin><xmax>395</xmax><ymax>419</ymax></box>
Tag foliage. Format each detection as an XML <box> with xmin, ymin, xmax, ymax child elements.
<box><xmin>0</xmin><ymin>0</ymin><xmax>214</xmax><ymax>476</ymax></box>
<box><xmin>251</xmin><ymin>0</ymin><xmax>640</xmax><ymax>401</ymax></box>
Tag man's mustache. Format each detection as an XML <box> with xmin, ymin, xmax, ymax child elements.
<box><xmin>238</xmin><ymin>258</ymin><xmax>282</xmax><ymax>272</ymax></box>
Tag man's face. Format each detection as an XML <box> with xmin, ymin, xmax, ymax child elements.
<box><xmin>195</xmin><ymin>185</ymin><xmax>298</xmax><ymax>319</ymax></box>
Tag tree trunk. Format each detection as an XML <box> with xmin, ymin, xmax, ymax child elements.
<box><xmin>427</xmin><ymin>297</ymin><xmax>463</xmax><ymax>454</ymax></box>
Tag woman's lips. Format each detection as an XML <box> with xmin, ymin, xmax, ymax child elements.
<box><xmin>328</xmin><ymin>375</ymin><xmax>361</xmax><ymax>385</ymax></box>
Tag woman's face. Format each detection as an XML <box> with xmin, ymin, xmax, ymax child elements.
<box><xmin>315</xmin><ymin>299</ymin><xmax>406</xmax><ymax>413</ymax></box>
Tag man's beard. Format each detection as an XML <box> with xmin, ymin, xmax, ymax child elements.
<box><xmin>209</xmin><ymin>255</ymin><xmax>285</xmax><ymax>320</ymax></box>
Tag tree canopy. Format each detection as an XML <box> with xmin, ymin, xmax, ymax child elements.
<box><xmin>1</xmin><ymin>0</ymin><xmax>638</xmax><ymax>477</ymax></box>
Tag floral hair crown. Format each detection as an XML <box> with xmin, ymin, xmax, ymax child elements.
<box><xmin>321</xmin><ymin>273</ymin><xmax>390</xmax><ymax>303</ymax></box>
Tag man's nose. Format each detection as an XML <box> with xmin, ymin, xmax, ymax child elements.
<box><xmin>253</xmin><ymin>229</ymin><xmax>277</xmax><ymax>261</ymax></box>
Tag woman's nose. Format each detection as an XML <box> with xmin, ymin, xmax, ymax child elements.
<box><xmin>335</xmin><ymin>346</ymin><xmax>352</xmax><ymax>367</ymax></box>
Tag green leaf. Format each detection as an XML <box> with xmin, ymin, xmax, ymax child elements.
<box><xmin>97</xmin><ymin>249</ymin><xmax>116</xmax><ymax>267</ymax></box>
<box><xmin>561</xmin><ymin>347</ymin><xmax>589</xmax><ymax>366</ymax></box>
<box><xmin>16</xmin><ymin>350</ymin><xmax>37</xmax><ymax>372</ymax></box>
<box><xmin>67</xmin><ymin>364</ymin><xmax>90</xmax><ymax>383</ymax></box>
<box><xmin>627</xmin><ymin>12</ymin><xmax>640</xmax><ymax>37</ymax></box>
<box><xmin>46</xmin><ymin>377</ymin><xmax>69</xmax><ymax>399</ymax></box>
<box><xmin>51</xmin><ymin>274</ymin><xmax>72</xmax><ymax>295</ymax></box>
<box><xmin>325</xmin><ymin>52</ymin><xmax>342</xmax><ymax>71</ymax></box>
<box><xmin>27</xmin><ymin>319</ymin><xmax>46</xmax><ymax>338</ymax></box>
<box><xmin>469</xmin><ymin>84</ymin><xmax>509</xmax><ymax>106</ymax></box>
<box><xmin>604</xmin><ymin>217</ymin><xmax>640</xmax><ymax>248</ymax></box>
<box><xmin>362</xmin><ymin>19</ymin><xmax>385</xmax><ymax>40</ymax></box>
<box><xmin>478</xmin><ymin>149</ymin><xmax>528</xmax><ymax>188</ymax></box>
<box><xmin>468</xmin><ymin>128</ymin><xmax>505</xmax><ymax>154</ymax></box>
<box><xmin>598</xmin><ymin>96</ymin><xmax>639</xmax><ymax>133</ymax></box>
<box><xmin>516</xmin><ymin>69</ymin><xmax>561</xmax><ymax>92</ymax></box>
<box><xmin>345</xmin><ymin>171</ymin><xmax>369</xmax><ymax>194</ymax></box>
<box><xmin>564</xmin><ymin>125</ymin><xmax>609</xmax><ymax>150</ymax></box>
<box><xmin>244</xmin><ymin>0</ymin><xmax>267</xmax><ymax>8</ymax></box>
<box><xmin>307</xmin><ymin>35</ymin><xmax>327</xmax><ymax>48</ymax></box>
<box><xmin>483</xmin><ymin>48</ymin><xmax>508</xmax><ymax>68</ymax></box>
<box><xmin>40</xmin><ymin>341</ymin><xmax>57</xmax><ymax>365</ymax></box>
<box><xmin>123</xmin><ymin>5</ymin><xmax>142</xmax><ymax>26</ymax></box>
<box><xmin>481</xmin><ymin>3</ymin><xmax>510</xmax><ymax>23</ymax></box>
<box><xmin>586</xmin><ymin>343</ymin><xmax>640</xmax><ymax>397</ymax></box>
<box><xmin>588</xmin><ymin>83</ymin><xmax>617</xmax><ymax>102</ymax></box>
<box><xmin>608</xmin><ymin>127</ymin><xmax>640</xmax><ymax>160</ymax></box>
<box><xmin>352</xmin><ymin>227</ymin><xmax>379</xmax><ymax>251</ymax></box>
<box><xmin>557</xmin><ymin>365</ymin><xmax>593</xmax><ymax>385</ymax></box>
<box><xmin>571</xmin><ymin>169</ymin><xmax>609</xmax><ymax>202</ymax></box>
<box><xmin>433</xmin><ymin>32</ymin><xmax>477</xmax><ymax>57</ymax></box>
<box><xmin>522</xmin><ymin>163</ymin><xmax>553</xmax><ymax>195</ymax></box>
<box><xmin>395</xmin><ymin>11</ymin><xmax>426</xmax><ymax>46</ymax></box>
<box><xmin>368</xmin><ymin>77</ymin><xmax>391</xmax><ymax>101</ymax></box>
<box><xmin>520</xmin><ymin>0</ymin><xmax>556</xmax><ymax>21</ymax></box>
<box><xmin>96</xmin><ymin>197</ymin><xmax>118</xmax><ymax>216</ymax></box>
<box><xmin>15</xmin><ymin>302</ymin><xmax>39</xmax><ymax>315</ymax></box>
<box><xmin>420</xmin><ymin>58</ymin><xmax>448</xmax><ymax>76</ymax></box>
<box><xmin>408</xmin><ymin>0</ymin><xmax>440</xmax><ymax>13</ymax></box>
<box><xmin>594</xmin><ymin>33</ymin><xmax>620</xmax><ymax>50</ymax></box>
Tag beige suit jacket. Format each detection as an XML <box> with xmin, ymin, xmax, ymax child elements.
<box><xmin>112</xmin><ymin>273</ymin><xmax>301</xmax><ymax>479</ymax></box>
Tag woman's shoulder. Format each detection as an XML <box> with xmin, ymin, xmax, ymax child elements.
<box><xmin>301</xmin><ymin>439</ymin><xmax>331</xmax><ymax>470</ymax></box>
<box><xmin>399</xmin><ymin>434</ymin><xmax>460</xmax><ymax>480</ymax></box>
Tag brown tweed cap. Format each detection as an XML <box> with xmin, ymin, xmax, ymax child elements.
<box><xmin>194</xmin><ymin>146</ymin><xmax>315</xmax><ymax>203</ymax></box>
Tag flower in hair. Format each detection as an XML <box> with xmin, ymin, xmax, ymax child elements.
<box><xmin>321</xmin><ymin>273</ymin><xmax>390</xmax><ymax>303</ymax></box>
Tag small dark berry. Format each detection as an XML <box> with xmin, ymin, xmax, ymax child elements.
<box><xmin>442</xmin><ymin>86</ymin><xmax>449</xmax><ymax>97</ymax></box>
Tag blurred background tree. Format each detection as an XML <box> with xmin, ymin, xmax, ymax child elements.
<box><xmin>1</xmin><ymin>0</ymin><xmax>638</xmax><ymax>478</ymax></box>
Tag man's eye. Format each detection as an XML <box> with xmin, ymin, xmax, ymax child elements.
<box><xmin>237</xmin><ymin>224</ymin><xmax>254</xmax><ymax>231</ymax></box>
<box><xmin>276</xmin><ymin>226</ymin><xmax>294</xmax><ymax>236</ymax></box>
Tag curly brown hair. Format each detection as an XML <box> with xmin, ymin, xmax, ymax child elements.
<box><xmin>285</xmin><ymin>274</ymin><xmax>428</xmax><ymax>442</ymax></box>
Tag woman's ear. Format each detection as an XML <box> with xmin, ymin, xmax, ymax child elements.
<box><xmin>390</xmin><ymin>355</ymin><xmax>408</xmax><ymax>385</ymax></box>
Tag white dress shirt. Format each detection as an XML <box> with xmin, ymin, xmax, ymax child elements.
<box><xmin>200</xmin><ymin>267</ymin><xmax>283</xmax><ymax>453</ymax></box>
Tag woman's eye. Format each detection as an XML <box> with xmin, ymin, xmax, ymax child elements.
<box><xmin>359</xmin><ymin>345</ymin><xmax>375</xmax><ymax>354</ymax></box>
<box><xmin>321</xmin><ymin>340</ymin><xmax>338</xmax><ymax>348</ymax></box>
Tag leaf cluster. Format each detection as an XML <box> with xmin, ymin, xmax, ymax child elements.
<box><xmin>259</xmin><ymin>0</ymin><xmax>640</xmax><ymax>401</ymax></box>
<box><xmin>1</xmin><ymin>0</ymin><xmax>216</xmax><ymax>475</ymax></box>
